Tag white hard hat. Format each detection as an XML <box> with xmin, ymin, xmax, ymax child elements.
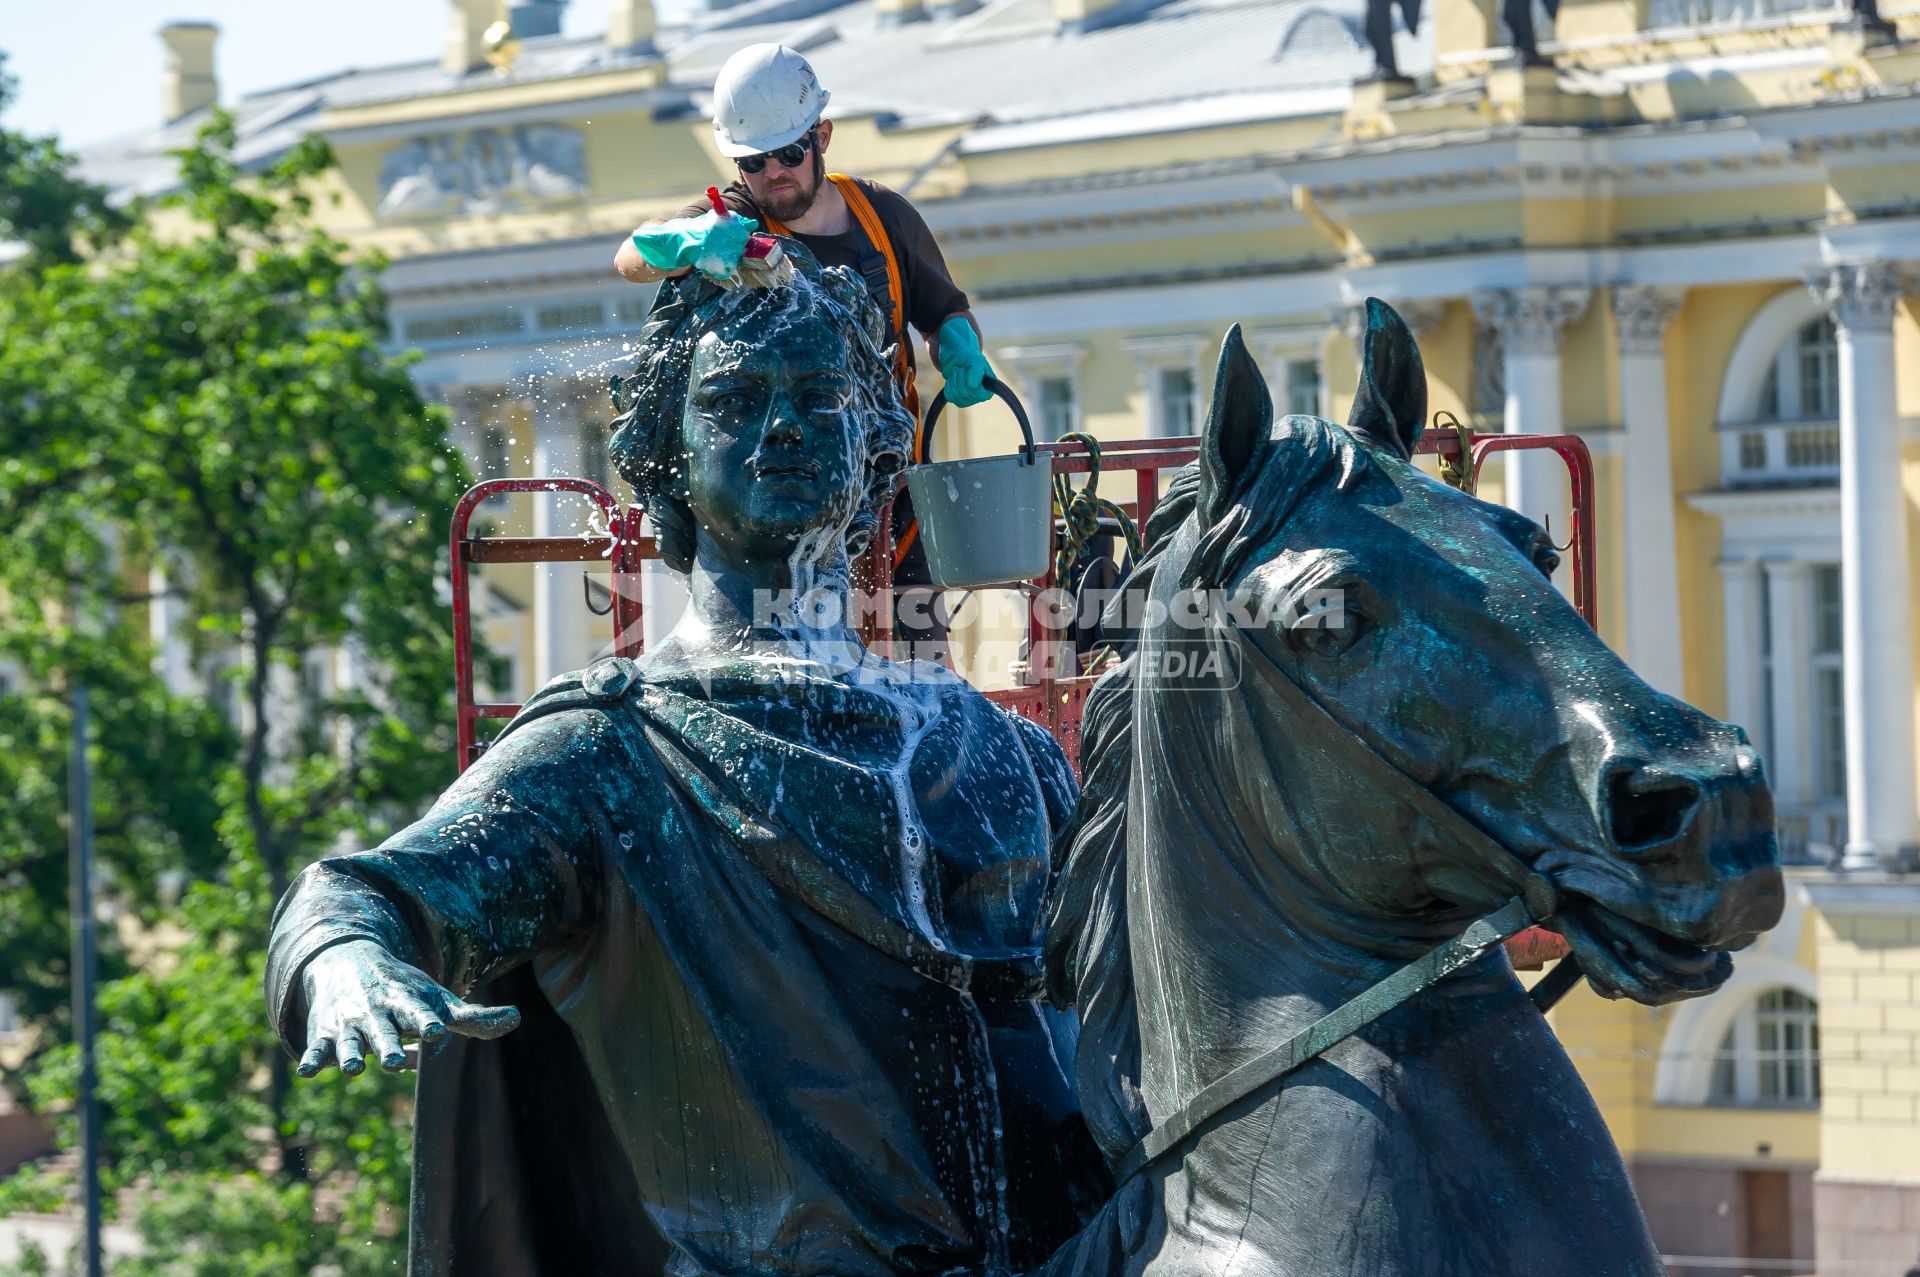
<box><xmin>711</xmin><ymin>44</ymin><xmax>831</xmax><ymax>158</ymax></box>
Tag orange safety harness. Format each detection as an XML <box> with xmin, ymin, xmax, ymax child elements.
<box><xmin>762</xmin><ymin>174</ymin><xmax>925</xmax><ymax>567</ymax></box>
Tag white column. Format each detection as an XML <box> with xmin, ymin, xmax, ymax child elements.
<box><xmin>1810</xmin><ymin>261</ymin><xmax>1917</xmax><ymax>870</ymax></box>
<box><xmin>1762</xmin><ymin>558</ymin><xmax>1812</xmax><ymax>811</ymax></box>
<box><xmin>1611</xmin><ymin>287</ymin><xmax>1686</xmax><ymax>696</ymax></box>
<box><xmin>147</xmin><ymin>561</ymin><xmax>198</xmax><ymax>698</ymax></box>
<box><xmin>1472</xmin><ymin>288</ymin><xmax>1590</xmax><ymax>545</ymax></box>
<box><xmin>638</xmin><ymin>513</ymin><xmax>688</xmax><ymax>652</ymax></box>
<box><xmin>1719</xmin><ymin>558</ymin><xmax>1765</xmax><ymax>743</ymax></box>
<box><xmin>530</xmin><ymin>413</ymin><xmax>573</xmax><ymax>686</ymax></box>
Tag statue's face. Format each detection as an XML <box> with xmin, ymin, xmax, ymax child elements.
<box><xmin>682</xmin><ymin>308</ymin><xmax>864</xmax><ymax>572</ymax></box>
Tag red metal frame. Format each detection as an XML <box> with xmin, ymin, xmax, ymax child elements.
<box><xmin>450</xmin><ymin>478</ymin><xmax>654</xmax><ymax>768</ymax></box>
<box><xmin>447</xmin><ymin>430</ymin><xmax>1592</xmax><ymax>964</ymax></box>
<box><xmin>449</xmin><ymin>432</ymin><xmax>1597</xmax><ymax>768</ymax></box>
<box><xmin>1460</xmin><ymin>434</ymin><xmax>1598</xmax><ymax>628</ymax></box>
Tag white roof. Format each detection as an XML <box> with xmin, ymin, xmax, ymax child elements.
<box><xmin>78</xmin><ymin>0</ymin><xmax>1428</xmax><ymax>197</ymax></box>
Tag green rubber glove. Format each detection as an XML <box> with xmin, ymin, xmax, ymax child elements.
<box><xmin>630</xmin><ymin>209</ymin><xmax>757</xmax><ymax>281</ymax></box>
<box><xmin>935</xmin><ymin>315</ymin><xmax>994</xmax><ymax>409</ymax></box>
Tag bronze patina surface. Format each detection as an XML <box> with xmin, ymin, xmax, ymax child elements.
<box><xmin>1039</xmin><ymin>302</ymin><xmax>1784</xmax><ymax>1277</ymax></box>
<box><xmin>267</xmin><ymin>256</ymin><xmax>1108</xmax><ymax>1276</ymax></box>
<box><xmin>268</xmin><ymin>276</ymin><xmax>1784</xmax><ymax>1277</ymax></box>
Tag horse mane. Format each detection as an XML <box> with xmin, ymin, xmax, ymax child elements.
<box><xmin>1045</xmin><ymin>415</ymin><xmax>1371</xmax><ymax>1151</ymax></box>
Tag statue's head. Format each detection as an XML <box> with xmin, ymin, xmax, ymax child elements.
<box><xmin>610</xmin><ymin>251</ymin><xmax>913</xmax><ymax>575</ymax></box>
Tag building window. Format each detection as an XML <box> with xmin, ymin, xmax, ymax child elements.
<box><xmin>578</xmin><ymin>419</ymin><xmax>612</xmax><ymax>489</ymax></box>
<box><xmin>0</xmin><ymin>993</ymin><xmax>18</xmax><ymax>1039</ymax></box>
<box><xmin>1812</xmin><ymin>564</ymin><xmax>1845</xmax><ymax>801</ymax></box>
<box><xmin>1156</xmin><ymin>366</ymin><xmax>1196</xmax><ymax>437</ymax></box>
<box><xmin>1709</xmin><ymin>986</ymin><xmax>1820</xmax><ymax>1107</ymax></box>
<box><xmin>1124</xmin><ymin>335</ymin><xmax>1203</xmax><ymax>438</ymax></box>
<box><xmin>481</xmin><ymin>423</ymin><xmax>511</xmax><ymax>479</ymax></box>
<box><xmin>1723</xmin><ymin>316</ymin><xmax>1841</xmax><ymax>487</ymax></box>
<box><xmin>1755</xmin><ymin>316</ymin><xmax>1838</xmax><ymax>424</ymax></box>
<box><xmin>1250</xmin><ymin>328</ymin><xmax>1331</xmax><ymax>425</ymax></box>
<box><xmin>1000</xmin><ymin>344</ymin><xmax>1086</xmax><ymax>446</ymax></box>
<box><xmin>1037</xmin><ymin>377</ymin><xmax>1077</xmax><ymax>440</ymax></box>
<box><xmin>1796</xmin><ymin>316</ymin><xmax>1838</xmax><ymax>419</ymax></box>
<box><xmin>1284</xmin><ymin>358</ymin><xmax>1323</xmax><ymax>417</ymax></box>
<box><xmin>1756</xmin><ymin>988</ymin><xmax>1820</xmax><ymax>1102</ymax></box>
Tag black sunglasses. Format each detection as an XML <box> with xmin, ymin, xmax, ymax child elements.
<box><xmin>736</xmin><ymin>128</ymin><xmax>816</xmax><ymax>175</ymax></box>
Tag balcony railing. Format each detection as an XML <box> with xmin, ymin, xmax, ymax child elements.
<box><xmin>1776</xmin><ymin>803</ymin><xmax>1847</xmax><ymax>866</ymax></box>
<box><xmin>1718</xmin><ymin>419</ymin><xmax>1839</xmax><ymax>488</ymax></box>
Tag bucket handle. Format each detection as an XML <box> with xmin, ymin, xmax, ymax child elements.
<box><xmin>920</xmin><ymin>376</ymin><xmax>1038</xmax><ymax>468</ymax></box>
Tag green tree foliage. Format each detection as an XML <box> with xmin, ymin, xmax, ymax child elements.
<box><xmin>0</xmin><ymin>90</ymin><xmax>472</xmax><ymax>1273</ymax></box>
<box><xmin>0</xmin><ymin>54</ymin><xmax>128</xmax><ymax>270</ymax></box>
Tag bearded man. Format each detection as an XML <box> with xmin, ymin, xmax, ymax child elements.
<box><xmin>615</xmin><ymin>45</ymin><xmax>993</xmax><ymax>655</ymax></box>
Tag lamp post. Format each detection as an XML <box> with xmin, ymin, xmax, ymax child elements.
<box><xmin>69</xmin><ymin>684</ymin><xmax>102</xmax><ymax>1277</ymax></box>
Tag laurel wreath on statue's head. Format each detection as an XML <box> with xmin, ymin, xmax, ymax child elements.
<box><xmin>608</xmin><ymin>245</ymin><xmax>912</xmax><ymax>573</ymax></box>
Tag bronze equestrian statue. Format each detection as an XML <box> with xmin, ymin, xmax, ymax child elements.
<box><xmin>268</xmin><ymin>255</ymin><xmax>1107</xmax><ymax>1275</ymax></box>
<box><xmin>1039</xmin><ymin>303</ymin><xmax>1782</xmax><ymax>1275</ymax></box>
<box><xmin>267</xmin><ymin>258</ymin><xmax>1782</xmax><ymax>1275</ymax></box>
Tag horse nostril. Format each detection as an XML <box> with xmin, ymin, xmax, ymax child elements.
<box><xmin>1606</xmin><ymin>767</ymin><xmax>1704</xmax><ymax>855</ymax></box>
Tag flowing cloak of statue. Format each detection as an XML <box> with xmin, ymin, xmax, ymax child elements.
<box><xmin>265</xmin><ymin>650</ymin><xmax>1110</xmax><ymax>1277</ymax></box>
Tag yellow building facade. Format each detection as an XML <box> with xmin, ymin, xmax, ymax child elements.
<box><xmin>78</xmin><ymin>0</ymin><xmax>1920</xmax><ymax>1269</ymax></box>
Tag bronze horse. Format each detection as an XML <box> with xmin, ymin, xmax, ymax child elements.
<box><xmin>1038</xmin><ymin>301</ymin><xmax>1784</xmax><ymax>1276</ymax></box>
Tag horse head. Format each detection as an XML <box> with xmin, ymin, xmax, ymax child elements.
<box><xmin>1044</xmin><ymin>296</ymin><xmax>1781</xmax><ymax>1274</ymax></box>
<box><xmin>1053</xmin><ymin>300</ymin><xmax>1782</xmax><ymax>1035</ymax></box>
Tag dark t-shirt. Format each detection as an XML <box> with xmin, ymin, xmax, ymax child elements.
<box><xmin>677</xmin><ymin>176</ymin><xmax>969</xmax><ymax>373</ymax></box>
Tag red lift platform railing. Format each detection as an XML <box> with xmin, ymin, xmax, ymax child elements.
<box><xmin>448</xmin><ymin>430</ymin><xmax>1594</xmax><ymax>968</ymax></box>
<box><xmin>450</xmin><ymin>477</ymin><xmax>652</xmax><ymax>767</ymax></box>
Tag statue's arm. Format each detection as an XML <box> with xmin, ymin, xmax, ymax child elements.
<box><xmin>266</xmin><ymin>711</ymin><xmax>617</xmax><ymax>1076</ymax></box>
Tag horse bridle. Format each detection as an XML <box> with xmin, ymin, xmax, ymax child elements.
<box><xmin>1108</xmin><ymin>624</ymin><xmax>1586</xmax><ymax>1187</ymax></box>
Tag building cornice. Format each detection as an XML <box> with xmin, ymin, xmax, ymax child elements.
<box><xmin>1684</xmin><ymin>487</ymin><xmax>1843</xmax><ymax>519</ymax></box>
<box><xmin>321</xmin><ymin>61</ymin><xmax>668</xmax><ymax>132</ymax></box>
<box><xmin>1795</xmin><ymin>870</ymin><xmax>1920</xmax><ymax>916</ymax></box>
<box><xmin>323</xmin><ymin>85</ymin><xmax>685</xmax><ymax>148</ymax></box>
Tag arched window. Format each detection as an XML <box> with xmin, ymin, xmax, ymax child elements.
<box><xmin>1755</xmin><ymin>314</ymin><xmax>1838</xmax><ymax>423</ymax></box>
<box><xmin>1709</xmin><ymin>987</ymin><xmax>1820</xmax><ymax>1106</ymax></box>
<box><xmin>1722</xmin><ymin>310</ymin><xmax>1840</xmax><ymax>489</ymax></box>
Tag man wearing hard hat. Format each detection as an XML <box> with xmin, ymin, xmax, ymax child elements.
<box><xmin>615</xmin><ymin>45</ymin><xmax>992</xmax><ymax>649</ymax></box>
<box><xmin>616</xmin><ymin>44</ymin><xmax>991</xmax><ymax>417</ymax></box>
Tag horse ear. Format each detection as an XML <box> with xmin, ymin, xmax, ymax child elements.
<box><xmin>1346</xmin><ymin>298</ymin><xmax>1427</xmax><ymax>461</ymax></box>
<box><xmin>1200</xmin><ymin>325</ymin><xmax>1273</xmax><ymax>521</ymax></box>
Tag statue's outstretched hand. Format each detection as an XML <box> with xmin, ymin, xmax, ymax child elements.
<box><xmin>297</xmin><ymin>939</ymin><xmax>521</xmax><ymax>1077</ymax></box>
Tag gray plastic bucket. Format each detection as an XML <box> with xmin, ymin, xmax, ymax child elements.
<box><xmin>904</xmin><ymin>379</ymin><xmax>1052</xmax><ymax>588</ymax></box>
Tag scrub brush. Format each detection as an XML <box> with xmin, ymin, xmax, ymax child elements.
<box><xmin>706</xmin><ymin>187</ymin><xmax>795</xmax><ymax>289</ymax></box>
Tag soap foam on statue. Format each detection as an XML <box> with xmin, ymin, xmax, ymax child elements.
<box><xmin>704</xmin><ymin>185</ymin><xmax>796</xmax><ymax>289</ymax></box>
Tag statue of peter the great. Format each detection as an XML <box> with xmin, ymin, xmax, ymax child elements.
<box><xmin>266</xmin><ymin>255</ymin><xmax>1108</xmax><ymax>1276</ymax></box>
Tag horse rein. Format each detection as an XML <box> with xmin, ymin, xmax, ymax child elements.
<box><xmin>1108</xmin><ymin>618</ymin><xmax>1586</xmax><ymax>1186</ymax></box>
<box><xmin>1111</xmin><ymin>892</ymin><xmax>1556</xmax><ymax>1184</ymax></box>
